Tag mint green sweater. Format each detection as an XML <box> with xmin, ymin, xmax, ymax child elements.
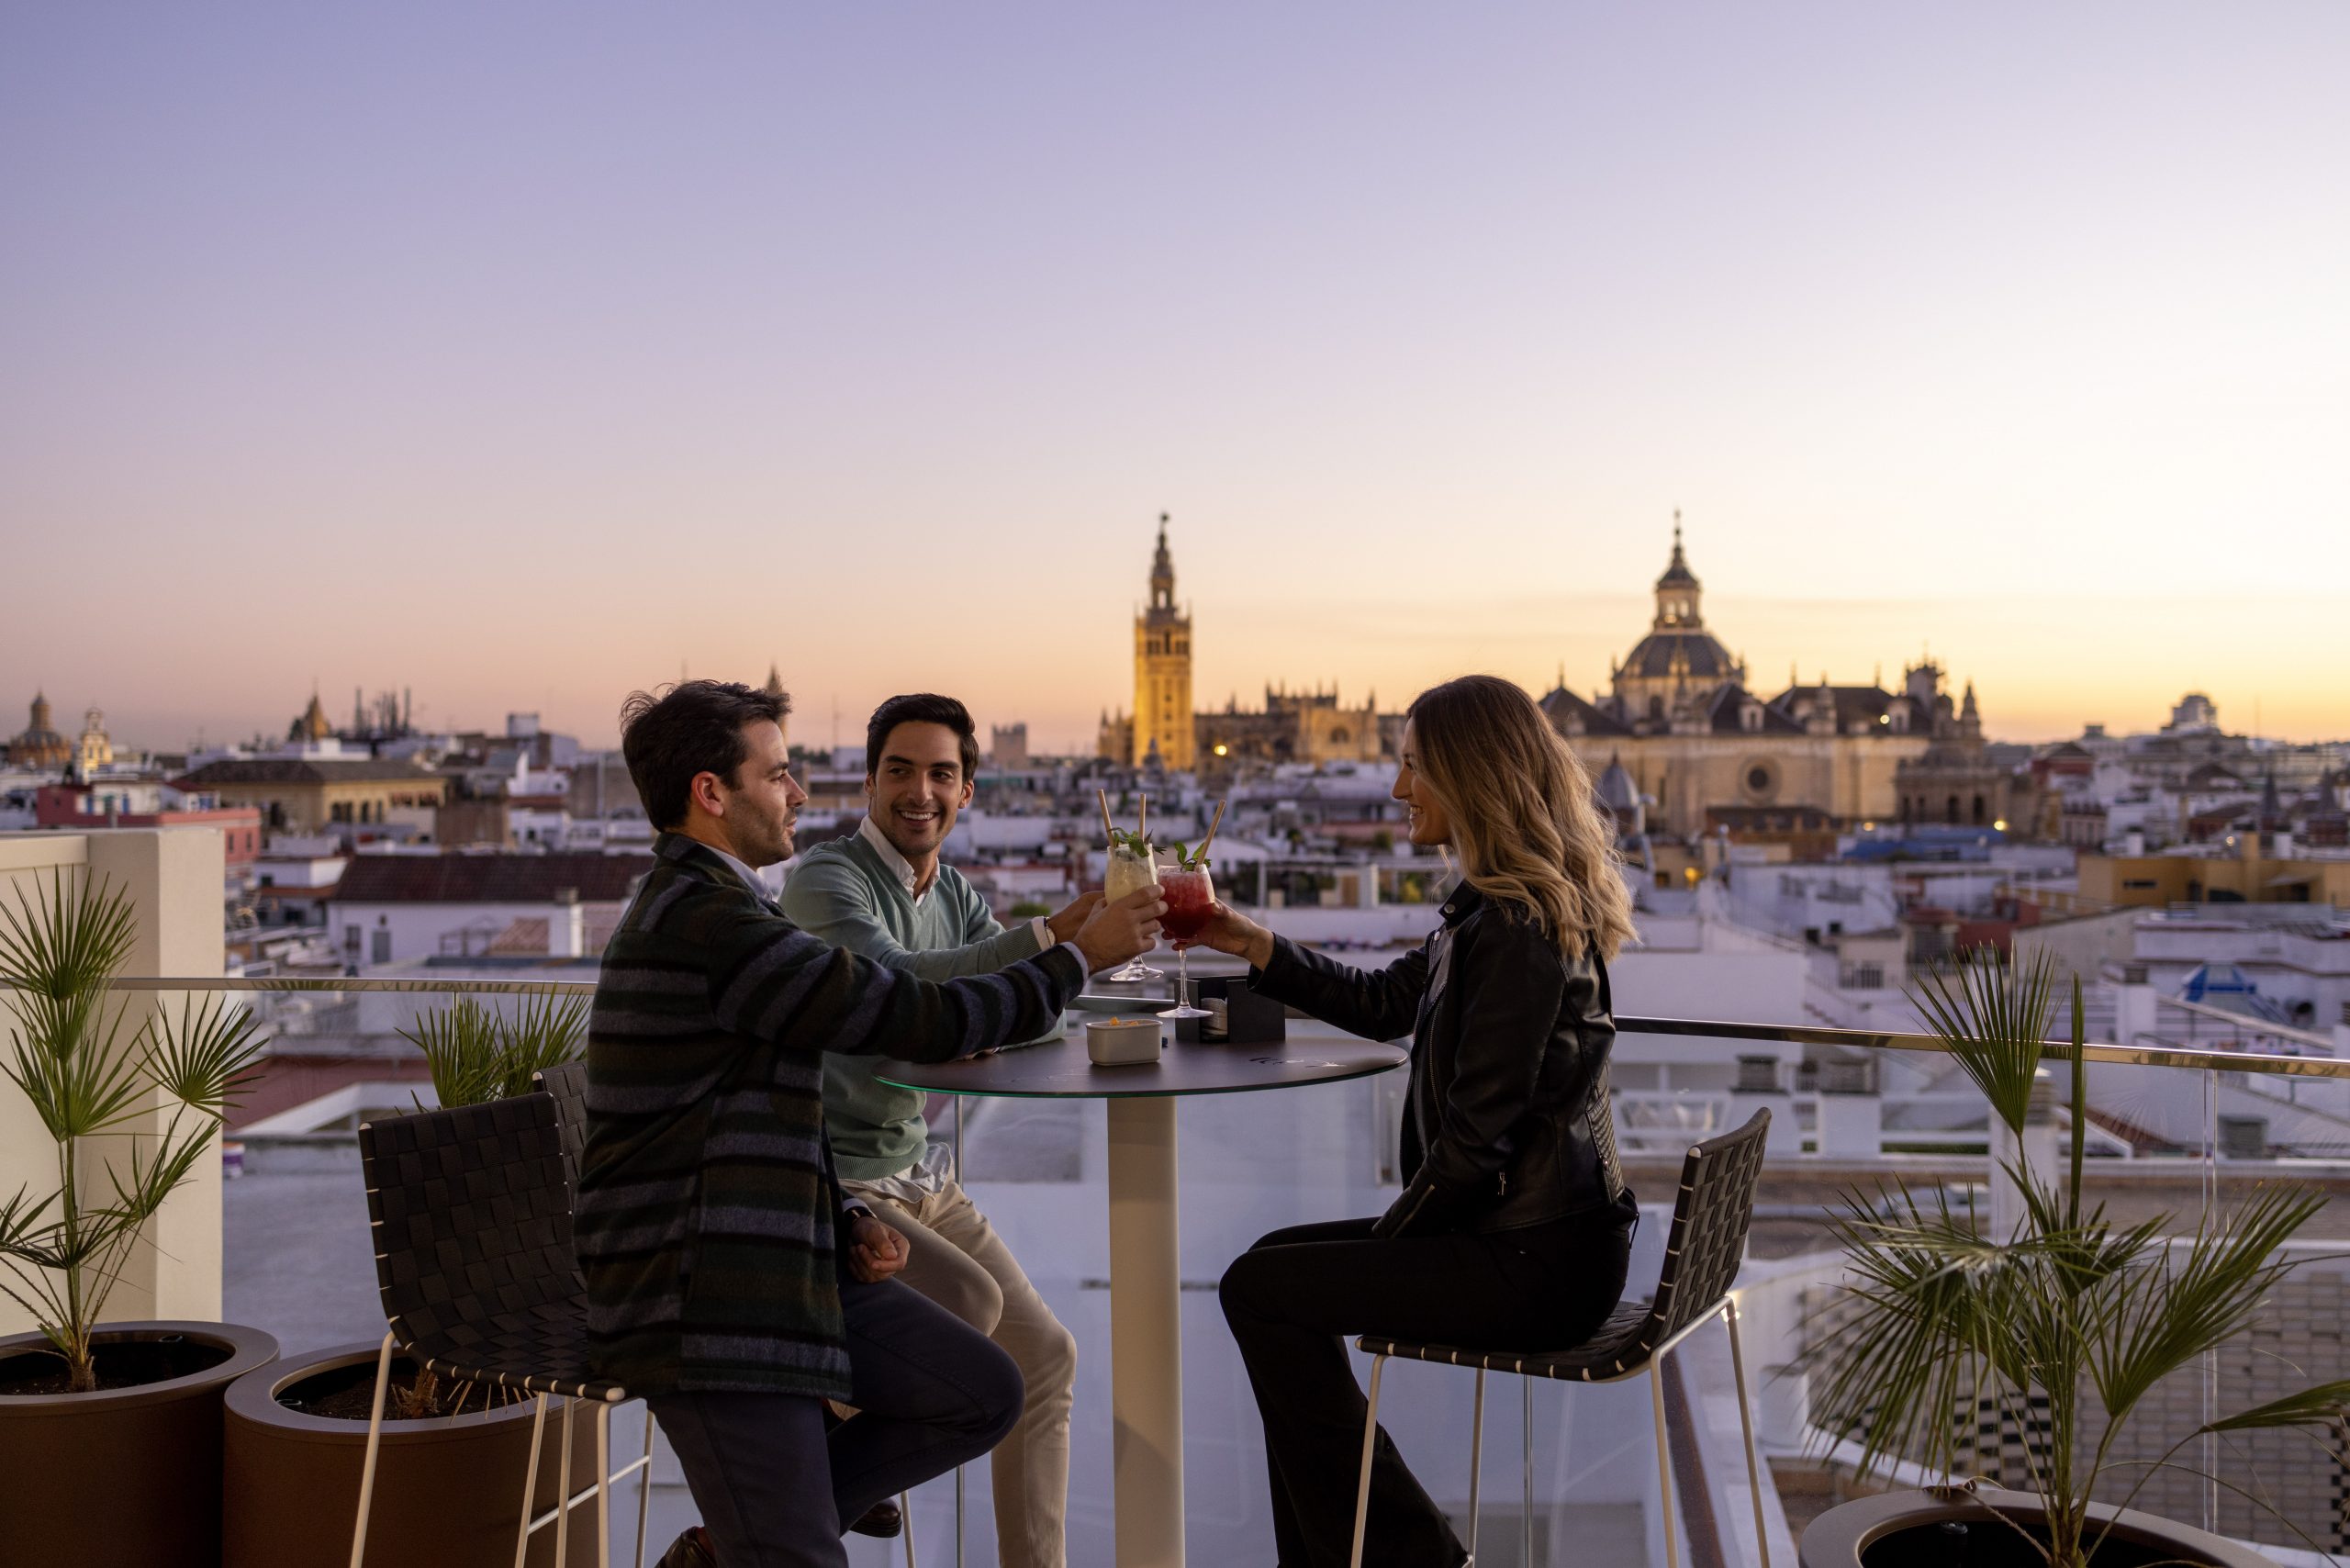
<box><xmin>781</xmin><ymin>828</ymin><xmax>1051</xmax><ymax>1178</ymax></box>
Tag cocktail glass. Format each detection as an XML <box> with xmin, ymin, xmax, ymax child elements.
<box><xmin>1102</xmin><ymin>839</ymin><xmax>1163</xmax><ymax>981</ymax></box>
<box><xmin>1158</xmin><ymin>861</ymin><xmax>1214</xmax><ymax>1020</ymax></box>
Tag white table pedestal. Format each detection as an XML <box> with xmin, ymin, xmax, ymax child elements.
<box><xmin>1106</xmin><ymin>1095</ymin><xmax>1184</xmax><ymax>1568</ymax></box>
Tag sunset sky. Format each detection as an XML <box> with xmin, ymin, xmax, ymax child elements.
<box><xmin>4</xmin><ymin>4</ymin><xmax>2344</xmax><ymax>754</ymax></box>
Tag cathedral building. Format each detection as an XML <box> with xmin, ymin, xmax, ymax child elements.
<box><xmin>1099</xmin><ymin>519</ymin><xmax>1394</xmax><ymax>772</ymax></box>
<box><xmin>1542</xmin><ymin>521</ymin><xmax>2009</xmax><ymax>834</ymax></box>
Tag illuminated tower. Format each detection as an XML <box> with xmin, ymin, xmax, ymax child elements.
<box><xmin>1132</xmin><ymin>514</ymin><xmax>1195</xmax><ymax>769</ymax></box>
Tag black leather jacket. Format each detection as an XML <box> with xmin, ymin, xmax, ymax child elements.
<box><xmin>1250</xmin><ymin>884</ymin><xmax>1628</xmax><ymax>1238</ymax></box>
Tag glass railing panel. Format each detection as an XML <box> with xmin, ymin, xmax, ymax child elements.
<box><xmin>107</xmin><ymin>977</ymin><xmax>2350</xmax><ymax>1563</ymax></box>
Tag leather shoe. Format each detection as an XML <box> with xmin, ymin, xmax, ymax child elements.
<box><xmin>655</xmin><ymin>1526</ymin><xmax>717</xmax><ymax>1568</ymax></box>
<box><xmin>848</xmin><ymin>1499</ymin><xmax>903</xmax><ymax>1538</ymax></box>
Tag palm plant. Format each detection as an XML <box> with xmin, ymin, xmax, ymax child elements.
<box><xmin>0</xmin><ymin>872</ymin><xmax>265</xmax><ymax>1393</ymax></box>
<box><xmin>402</xmin><ymin>991</ymin><xmax>588</xmax><ymax>1112</ymax></box>
<box><xmin>1803</xmin><ymin>948</ymin><xmax>2350</xmax><ymax>1565</ymax></box>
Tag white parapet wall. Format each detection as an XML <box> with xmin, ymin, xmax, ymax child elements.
<box><xmin>0</xmin><ymin>828</ymin><xmax>229</xmax><ymax>1335</ymax></box>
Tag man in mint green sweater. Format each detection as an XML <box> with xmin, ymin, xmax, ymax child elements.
<box><xmin>781</xmin><ymin>694</ymin><xmax>1100</xmax><ymax>1568</ymax></box>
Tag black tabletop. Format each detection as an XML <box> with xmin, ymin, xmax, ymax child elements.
<box><xmin>874</xmin><ymin>1027</ymin><xmax>1407</xmax><ymax>1100</ymax></box>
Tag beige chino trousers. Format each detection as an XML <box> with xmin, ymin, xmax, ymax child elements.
<box><xmin>845</xmin><ymin>1178</ymin><xmax>1076</xmax><ymax>1568</ymax></box>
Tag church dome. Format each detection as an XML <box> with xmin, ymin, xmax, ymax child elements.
<box><xmin>1596</xmin><ymin>754</ymin><xmax>1640</xmax><ymax>812</ymax></box>
<box><xmin>1619</xmin><ymin>629</ymin><xmax>1736</xmax><ymax>681</ymax></box>
<box><xmin>10</xmin><ymin>691</ymin><xmax>72</xmax><ymax>767</ymax></box>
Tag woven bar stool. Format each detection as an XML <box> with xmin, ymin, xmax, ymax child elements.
<box><xmin>354</xmin><ymin>1092</ymin><xmax>637</xmax><ymax>1568</ymax></box>
<box><xmin>1347</xmin><ymin>1109</ymin><xmax>1774</xmax><ymax>1568</ymax></box>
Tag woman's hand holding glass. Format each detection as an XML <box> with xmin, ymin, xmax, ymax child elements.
<box><xmin>1169</xmin><ymin>899</ymin><xmax>1276</xmax><ymax>971</ymax></box>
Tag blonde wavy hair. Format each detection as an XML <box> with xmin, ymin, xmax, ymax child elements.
<box><xmin>1405</xmin><ymin>675</ymin><xmax>1639</xmax><ymax>963</ymax></box>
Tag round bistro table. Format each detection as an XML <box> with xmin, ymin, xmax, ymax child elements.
<box><xmin>877</xmin><ymin>1025</ymin><xmax>1407</xmax><ymax>1568</ymax></box>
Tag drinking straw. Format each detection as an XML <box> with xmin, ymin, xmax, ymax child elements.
<box><xmin>1096</xmin><ymin>787</ymin><xmax>1115</xmax><ymax>841</ymax></box>
<box><xmin>1198</xmin><ymin>798</ymin><xmax>1228</xmax><ymax>861</ymax></box>
<box><xmin>1137</xmin><ymin>794</ymin><xmax>1147</xmax><ymax>839</ymax></box>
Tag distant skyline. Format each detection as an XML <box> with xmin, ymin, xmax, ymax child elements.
<box><xmin>5</xmin><ymin>5</ymin><xmax>2345</xmax><ymax>753</ymax></box>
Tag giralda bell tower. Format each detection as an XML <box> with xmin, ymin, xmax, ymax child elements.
<box><xmin>1132</xmin><ymin>513</ymin><xmax>1195</xmax><ymax>769</ymax></box>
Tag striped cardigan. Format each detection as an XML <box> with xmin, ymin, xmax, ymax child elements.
<box><xmin>577</xmin><ymin>832</ymin><xmax>1084</xmax><ymax>1399</ymax></box>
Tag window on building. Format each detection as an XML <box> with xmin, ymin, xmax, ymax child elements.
<box><xmin>2121</xmin><ymin>879</ymin><xmax>2159</xmax><ymax>891</ymax></box>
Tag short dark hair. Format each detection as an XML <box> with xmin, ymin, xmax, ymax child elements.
<box><xmin>619</xmin><ymin>680</ymin><xmax>790</xmax><ymax>831</ymax></box>
<box><xmin>866</xmin><ymin>694</ymin><xmax>979</xmax><ymax>782</ymax></box>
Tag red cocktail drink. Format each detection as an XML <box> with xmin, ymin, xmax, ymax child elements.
<box><xmin>1155</xmin><ymin>862</ymin><xmax>1214</xmax><ymax>1019</ymax></box>
<box><xmin>1159</xmin><ymin>868</ymin><xmax>1214</xmax><ymax>943</ymax></box>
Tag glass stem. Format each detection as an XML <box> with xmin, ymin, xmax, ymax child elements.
<box><xmin>1174</xmin><ymin>948</ymin><xmax>1187</xmax><ymax>1009</ymax></box>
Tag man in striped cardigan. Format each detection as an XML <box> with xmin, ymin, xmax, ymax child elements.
<box><xmin>580</xmin><ymin>681</ymin><xmax>1162</xmax><ymax>1568</ymax></box>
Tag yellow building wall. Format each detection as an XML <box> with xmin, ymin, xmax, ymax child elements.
<box><xmin>1133</xmin><ymin>617</ymin><xmax>1194</xmax><ymax>769</ymax></box>
<box><xmin>2079</xmin><ymin>853</ymin><xmax>2350</xmax><ymax>910</ymax></box>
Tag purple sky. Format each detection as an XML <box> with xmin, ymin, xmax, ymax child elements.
<box><xmin>5</xmin><ymin>4</ymin><xmax>2346</xmax><ymax>752</ymax></box>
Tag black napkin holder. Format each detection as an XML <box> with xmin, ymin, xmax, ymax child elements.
<box><xmin>1174</xmin><ymin>976</ymin><xmax>1286</xmax><ymax>1045</ymax></box>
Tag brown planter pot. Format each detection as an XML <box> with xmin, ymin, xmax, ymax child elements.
<box><xmin>1799</xmin><ymin>1484</ymin><xmax>2279</xmax><ymax>1568</ymax></box>
<box><xmin>224</xmin><ymin>1341</ymin><xmax>617</xmax><ymax>1568</ymax></box>
<box><xmin>0</xmin><ymin>1319</ymin><xmax>280</xmax><ymax>1568</ymax></box>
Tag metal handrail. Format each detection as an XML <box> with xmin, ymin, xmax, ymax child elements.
<box><xmin>106</xmin><ymin>975</ymin><xmax>599</xmax><ymax>996</ymax></box>
<box><xmin>90</xmin><ymin>976</ymin><xmax>2350</xmax><ymax>1081</ymax></box>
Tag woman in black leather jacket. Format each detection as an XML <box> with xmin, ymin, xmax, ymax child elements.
<box><xmin>1181</xmin><ymin>675</ymin><xmax>1641</xmax><ymax>1568</ymax></box>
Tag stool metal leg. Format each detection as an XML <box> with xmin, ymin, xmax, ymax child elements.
<box><xmin>1724</xmin><ymin>1298</ymin><xmax>1771</xmax><ymax>1568</ymax></box>
<box><xmin>1347</xmin><ymin>1354</ymin><xmax>1388</xmax><ymax>1568</ymax></box>
<box><xmin>1649</xmin><ymin>1357</ymin><xmax>1680</xmax><ymax>1568</ymax></box>
<box><xmin>1465</xmin><ymin>1368</ymin><xmax>1484</xmax><ymax>1565</ymax></box>
<box><xmin>554</xmin><ymin>1397</ymin><xmax>576</xmax><ymax>1566</ymax></box>
<box><xmin>901</xmin><ymin>1491</ymin><xmax>919</xmax><ymax>1568</ymax></box>
<box><xmin>348</xmin><ymin>1329</ymin><xmax>397</xmax><ymax>1568</ymax></box>
<box><xmin>1521</xmin><ymin>1377</ymin><xmax>1532</xmax><ymax>1568</ymax></box>
<box><xmin>634</xmin><ymin>1403</ymin><xmax>655</xmax><ymax>1568</ymax></box>
<box><xmin>953</xmin><ymin>1096</ymin><xmax>967</xmax><ymax>1568</ymax></box>
<box><xmin>514</xmin><ymin>1393</ymin><xmax>550</xmax><ymax>1568</ymax></box>
<box><xmin>597</xmin><ymin>1401</ymin><xmax>614</xmax><ymax>1568</ymax></box>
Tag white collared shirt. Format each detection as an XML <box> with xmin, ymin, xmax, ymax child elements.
<box><xmin>707</xmin><ymin>842</ymin><xmax>775</xmax><ymax>906</ymax></box>
<box><xmin>858</xmin><ymin>814</ymin><xmax>1051</xmax><ymax>951</ymax></box>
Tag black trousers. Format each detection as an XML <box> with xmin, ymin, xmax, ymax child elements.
<box><xmin>646</xmin><ymin>1276</ymin><xmax>1024</xmax><ymax>1568</ymax></box>
<box><xmin>1218</xmin><ymin>1202</ymin><xmax>1638</xmax><ymax>1568</ymax></box>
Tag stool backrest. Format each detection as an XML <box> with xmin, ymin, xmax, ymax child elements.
<box><xmin>358</xmin><ymin>1093</ymin><xmax>582</xmax><ymax>1385</ymax></box>
<box><xmin>1639</xmin><ymin>1108</ymin><xmax>1772</xmax><ymax>1345</ymax></box>
<box><xmin>532</xmin><ymin>1058</ymin><xmax>589</xmax><ymax>1191</ymax></box>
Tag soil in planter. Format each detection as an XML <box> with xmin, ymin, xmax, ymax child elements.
<box><xmin>1863</xmin><ymin>1514</ymin><xmax>2215</xmax><ymax>1568</ymax></box>
<box><xmin>277</xmin><ymin>1352</ymin><xmax>530</xmax><ymax>1421</ymax></box>
<box><xmin>0</xmin><ymin>1335</ymin><xmax>232</xmax><ymax>1395</ymax></box>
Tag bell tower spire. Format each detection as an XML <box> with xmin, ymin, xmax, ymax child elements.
<box><xmin>1148</xmin><ymin>511</ymin><xmax>1176</xmax><ymax>611</ymax></box>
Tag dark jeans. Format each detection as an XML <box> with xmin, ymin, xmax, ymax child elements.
<box><xmin>647</xmin><ymin>1277</ymin><xmax>1024</xmax><ymax>1568</ymax></box>
<box><xmin>1219</xmin><ymin>1201</ymin><xmax>1639</xmax><ymax>1568</ymax></box>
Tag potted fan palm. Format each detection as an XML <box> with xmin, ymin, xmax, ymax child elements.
<box><xmin>0</xmin><ymin>871</ymin><xmax>279</xmax><ymax>1568</ymax></box>
<box><xmin>1798</xmin><ymin>950</ymin><xmax>2350</xmax><ymax>1567</ymax></box>
<box><xmin>222</xmin><ymin>989</ymin><xmax>603</xmax><ymax>1568</ymax></box>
